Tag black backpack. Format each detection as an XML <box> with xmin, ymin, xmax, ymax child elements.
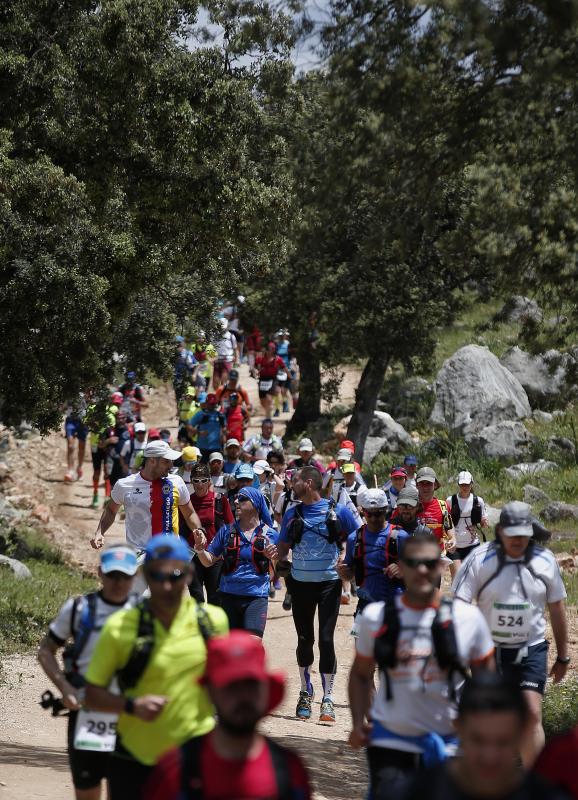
<box><xmin>374</xmin><ymin>596</ymin><xmax>467</xmax><ymax>701</ymax></box>
<box><xmin>117</xmin><ymin>600</ymin><xmax>214</xmax><ymax>691</ymax></box>
<box><xmin>287</xmin><ymin>501</ymin><xmax>346</xmax><ymax>547</ymax></box>
<box><xmin>352</xmin><ymin>524</ymin><xmax>399</xmax><ymax>587</ymax></box>
<box><xmin>62</xmin><ymin>592</ymin><xmax>99</xmax><ymax>687</ymax></box>
<box><xmin>180</xmin><ymin>735</ymin><xmax>294</xmax><ymax>800</ymax></box>
<box><xmin>450</xmin><ymin>494</ymin><xmax>483</xmax><ymax>527</ymax></box>
<box><xmin>221</xmin><ymin>524</ymin><xmax>270</xmax><ymax>576</ymax></box>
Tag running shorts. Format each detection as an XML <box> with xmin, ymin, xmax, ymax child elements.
<box><xmin>498</xmin><ymin>640</ymin><xmax>548</xmax><ymax>695</ymax></box>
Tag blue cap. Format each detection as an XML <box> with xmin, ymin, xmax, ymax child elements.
<box><xmin>175</xmin><ymin>335</ymin><xmax>185</xmax><ymax>343</ymax></box>
<box><xmin>404</xmin><ymin>454</ymin><xmax>418</xmax><ymax>466</ymax></box>
<box><xmin>100</xmin><ymin>545</ymin><xmax>138</xmax><ymax>576</ymax></box>
<box><xmin>198</xmin><ymin>391</ymin><xmax>208</xmax><ymax>403</ymax></box>
<box><xmin>126</xmin><ymin>370</ymin><xmax>136</xmax><ymax>380</ymax></box>
<box><xmin>144</xmin><ymin>535</ymin><xmax>191</xmax><ymax>563</ymax></box>
<box><xmin>235</xmin><ymin>463</ymin><xmax>255</xmax><ymax>480</ymax></box>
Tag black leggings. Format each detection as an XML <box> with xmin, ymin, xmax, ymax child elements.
<box><xmin>189</xmin><ymin>557</ymin><xmax>222</xmax><ymax>605</ymax></box>
<box><xmin>108</xmin><ymin>744</ymin><xmax>153</xmax><ymax>800</ymax></box>
<box><xmin>290</xmin><ymin>578</ymin><xmax>341</xmax><ymax>674</ymax></box>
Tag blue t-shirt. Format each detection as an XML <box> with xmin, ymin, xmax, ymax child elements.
<box><xmin>223</xmin><ymin>459</ymin><xmax>241</xmax><ymax>475</ymax></box>
<box><xmin>280</xmin><ymin>500</ymin><xmax>359</xmax><ymax>582</ymax></box>
<box><xmin>209</xmin><ymin>523</ymin><xmax>279</xmax><ymax>597</ymax></box>
<box><xmin>344</xmin><ymin>524</ymin><xmax>409</xmax><ymax>603</ymax></box>
<box><xmin>276</xmin><ymin>341</ymin><xmax>290</xmax><ymax>368</ymax></box>
<box><xmin>190</xmin><ymin>410</ymin><xmax>225</xmax><ymax>451</ymax></box>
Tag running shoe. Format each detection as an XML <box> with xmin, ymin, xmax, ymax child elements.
<box><xmin>340</xmin><ymin>591</ymin><xmax>351</xmax><ymax>605</ymax></box>
<box><xmin>282</xmin><ymin>593</ymin><xmax>292</xmax><ymax>611</ymax></box>
<box><xmin>90</xmin><ymin>495</ymin><xmax>99</xmax><ymax>509</ymax></box>
<box><xmin>76</xmin><ymin>467</ymin><xmax>83</xmax><ymax>480</ymax></box>
<box><xmin>319</xmin><ymin>697</ymin><xmax>336</xmax><ymax>723</ymax></box>
<box><xmin>64</xmin><ymin>471</ymin><xmax>74</xmax><ymax>483</ymax></box>
<box><xmin>273</xmin><ymin>577</ymin><xmax>282</xmax><ymax>590</ymax></box>
<box><xmin>296</xmin><ymin>689</ymin><xmax>313</xmax><ymax>720</ymax></box>
<box><xmin>268</xmin><ymin>584</ymin><xmax>276</xmax><ymax>599</ymax></box>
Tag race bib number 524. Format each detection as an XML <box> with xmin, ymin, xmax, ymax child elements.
<box><xmin>490</xmin><ymin>601</ymin><xmax>531</xmax><ymax>645</ymax></box>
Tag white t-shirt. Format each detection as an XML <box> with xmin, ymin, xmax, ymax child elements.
<box><xmin>242</xmin><ymin>435</ymin><xmax>283</xmax><ymax>460</ymax></box>
<box><xmin>215</xmin><ymin>331</ymin><xmax>237</xmax><ymax>361</ymax></box>
<box><xmin>274</xmin><ymin>491</ymin><xmax>300</xmax><ymax>516</ymax></box>
<box><xmin>445</xmin><ymin>493</ymin><xmax>488</xmax><ymax>548</ymax></box>
<box><xmin>452</xmin><ymin>542</ymin><xmax>566</xmax><ymax>647</ymax></box>
<box><xmin>111</xmin><ymin>473</ymin><xmax>190</xmax><ymax>549</ymax></box>
<box><xmin>211</xmin><ymin>474</ymin><xmax>227</xmax><ymax>495</ymax></box>
<box><xmin>356</xmin><ymin>597</ymin><xmax>494</xmax><ymax>751</ymax></box>
<box><xmin>49</xmin><ymin>592</ymin><xmax>138</xmax><ymax>675</ymax></box>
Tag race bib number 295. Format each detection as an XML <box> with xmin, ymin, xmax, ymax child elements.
<box><xmin>74</xmin><ymin>710</ymin><xmax>118</xmax><ymax>752</ymax></box>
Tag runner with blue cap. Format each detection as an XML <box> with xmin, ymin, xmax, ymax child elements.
<box><xmin>194</xmin><ymin>487</ymin><xmax>279</xmax><ymax>637</ymax></box>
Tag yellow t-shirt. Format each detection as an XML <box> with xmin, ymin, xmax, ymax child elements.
<box><xmin>85</xmin><ymin>597</ymin><xmax>228</xmax><ymax>765</ymax></box>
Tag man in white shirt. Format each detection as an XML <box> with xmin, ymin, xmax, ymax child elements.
<box><xmin>212</xmin><ymin>318</ymin><xmax>239</xmax><ymax>389</ymax></box>
<box><xmin>452</xmin><ymin>501</ymin><xmax>569</xmax><ymax>767</ymax></box>
<box><xmin>89</xmin><ymin>440</ymin><xmax>202</xmax><ymax>553</ymax></box>
<box><xmin>242</xmin><ymin>418</ymin><xmax>283</xmax><ymax>462</ymax></box>
<box><xmin>349</xmin><ymin>529</ymin><xmax>494</xmax><ymax>799</ymax></box>
<box><xmin>445</xmin><ymin>470</ymin><xmax>489</xmax><ymax>577</ymax></box>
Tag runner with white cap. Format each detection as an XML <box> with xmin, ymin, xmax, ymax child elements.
<box><xmin>452</xmin><ymin>501</ymin><xmax>569</xmax><ymax>766</ymax></box>
<box><xmin>90</xmin><ymin>440</ymin><xmax>202</xmax><ymax>553</ymax></box>
<box><xmin>209</xmin><ymin>452</ymin><xmax>226</xmax><ymax>495</ymax></box>
<box><xmin>445</xmin><ymin>470</ymin><xmax>489</xmax><ymax>576</ymax></box>
<box><xmin>288</xmin><ymin>438</ymin><xmax>326</xmax><ymax>473</ymax></box>
<box><xmin>222</xmin><ymin>438</ymin><xmax>242</xmax><ymax>475</ymax></box>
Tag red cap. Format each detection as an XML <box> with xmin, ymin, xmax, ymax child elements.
<box><xmin>199</xmin><ymin>632</ymin><xmax>285</xmax><ymax>714</ymax></box>
<box><xmin>390</xmin><ymin>467</ymin><xmax>408</xmax><ymax>478</ymax></box>
<box><xmin>148</xmin><ymin>428</ymin><xmax>161</xmax><ymax>440</ymax></box>
<box><xmin>206</xmin><ymin>393</ymin><xmax>218</xmax><ymax>404</ymax></box>
<box><xmin>340</xmin><ymin>439</ymin><xmax>355</xmax><ymax>452</ymax></box>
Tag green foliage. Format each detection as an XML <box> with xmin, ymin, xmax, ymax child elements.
<box><xmin>544</xmin><ymin>678</ymin><xmax>578</xmax><ymax>739</ymax></box>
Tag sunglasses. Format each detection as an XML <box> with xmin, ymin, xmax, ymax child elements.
<box><xmin>364</xmin><ymin>510</ymin><xmax>385</xmax><ymax>517</ymax></box>
<box><xmin>401</xmin><ymin>557</ymin><xmax>439</xmax><ymax>570</ymax></box>
<box><xmin>104</xmin><ymin>571</ymin><xmax>134</xmax><ymax>581</ymax></box>
<box><xmin>192</xmin><ymin>478</ymin><xmax>210</xmax><ymax>484</ymax></box>
<box><xmin>146</xmin><ymin>568</ymin><xmax>188</xmax><ymax>584</ymax></box>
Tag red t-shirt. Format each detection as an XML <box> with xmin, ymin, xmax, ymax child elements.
<box><xmin>144</xmin><ymin>734</ymin><xmax>311</xmax><ymax>800</ymax></box>
<box><xmin>190</xmin><ymin>490</ymin><xmax>234</xmax><ymax>543</ymax></box>
<box><xmin>226</xmin><ymin>405</ymin><xmax>247</xmax><ymax>442</ymax></box>
<box><xmin>216</xmin><ymin>384</ymin><xmax>251</xmax><ymax>408</ymax></box>
<box><xmin>417</xmin><ymin>497</ymin><xmax>445</xmax><ymax>542</ymax></box>
<box><xmin>256</xmin><ymin>355</ymin><xmax>286</xmax><ymax>379</ymax></box>
<box><xmin>534</xmin><ymin>727</ymin><xmax>578</xmax><ymax>799</ymax></box>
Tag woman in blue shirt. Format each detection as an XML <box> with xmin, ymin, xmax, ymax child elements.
<box><xmin>194</xmin><ymin>487</ymin><xmax>278</xmax><ymax>637</ymax></box>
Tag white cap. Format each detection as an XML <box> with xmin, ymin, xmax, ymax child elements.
<box><xmin>359</xmin><ymin>488</ymin><xmax>388</xmax><ymax>510</ymax></box>
<box><xmin>458</xmin><ymin>470</ymin><xmax>473</xmax><ymax>485</ymax></box>
<box><xmin>209</xmin><ymin>452</ymin><xmax>224</xmax><ymax>462</ymax></box>
<box><xmin>225</xmin><ymin>438</ymin><xmax>240</xmax><ymax>448</ymax></box>
<box><xmin>254</xmin><ymin>459</ymin><xmax>273</xmax><ymax>475</ymax></box>
<box><xmin>143</xmin><ymin>440</ymin><xmax>182</xmax><ymax>460</ymax></box>
<box><xmin>134</xmin><ymin>422</ymin><xmax>147</xmax><ymax>433</ymax></box>
<box><xmin>298</xmin><ymin>437</ymin><xmax>314</xmax><ymax>452</ymax></box>
<box><xmin>237</xmin><ymin>295</ymin><xmax>246</xmax><ymax>303</ymax></box>
<box><xmin>336</xmin><ymin>448</ymin><xmax>353</xmax><ymax>461</ymax></box>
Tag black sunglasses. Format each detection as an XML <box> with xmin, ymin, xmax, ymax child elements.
<box><xmin>401</xmin><ymin>557</ymin><xmax>439</xmax><ymax>570</ymax></box>
<box><xmin>364</xmin><ymin>510</ymin><xmax>385</xmax><ymax>517</ymax></box>
<box><xmin>105</xmin><ymin>571</ymin><xmax>134</xmax><ymax>581</ymax></box>
<box><xmin>146</xmin><ymin>568</ymin><xmax>188</xmax><ymax>584</ymax></box>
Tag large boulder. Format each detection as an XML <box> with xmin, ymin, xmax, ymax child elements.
<box><xmin>542</xmin><ymin>502</ymin><xmax>578</xmax><ymax>523</ymax></box>
<box><xmin>468</xmin><ymin>421</ymin><xmax>536</xmax><ymax>461</ymax></box>
<box><xmin>496</xmin><ymin>296</ymin><xmax>543</xmax><ymax>324</ymax></box>
<box><xmin>523</xmin><ymin>484</ymin><xmax>551</xmax><ymax>504</ymax></box>
<box><xmin>430</xmin><ymin>345</ymin><xmax>531</xmax><ymax>436</ymax></box>
<box><xmin>500</xmin><ymin>347</ymin><xmax>577</xmax><ymax>409</ymax></box>
<box><xmin>363</xmin><ymin>411</ymin><xmax>413</xmax><ymax>463</ymax></box>
<box><xmin>504</xmin><ymin>459</ymin><xmax>559</xmax><ymax>479</ymax></box>
<box><xmin>0</xmin><ymin>554</ymin><xmax>32</xmax><ymax>579</ymax></box>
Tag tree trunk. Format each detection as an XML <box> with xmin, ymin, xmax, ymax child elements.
<box><xmin>346</xmin><ymin>353</ymin><xmax>390</xmax><ymax>463</ymax></box>
<box><xmin>285</xmin><ymin>341</ymin><xmax>322</xmax><ymax>439</ymax></box>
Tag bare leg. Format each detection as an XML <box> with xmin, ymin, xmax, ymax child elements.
<box><xmin>520</xmin><ymin>690</ymin><xmax>545</xmax><ymax>767</ymax></box>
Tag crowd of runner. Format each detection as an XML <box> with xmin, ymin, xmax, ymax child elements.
<box><xmin>44</xmin><ymin>313</ymin><xmax>578</xmax><ymax>800</ymax></box>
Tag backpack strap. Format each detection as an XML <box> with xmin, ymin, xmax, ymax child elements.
<box><xmin>70</xmin><ymin>592</ymin><xmax>98</xmax><ymax>667</ymax></box>
<box><xmin>450</xmin><ymin>495</ymin><xmax>460</xmax><ymax>526</ymax></box>
<box><xmin>116</xmin><ymin>600</ymin><xmax>155</xmax><ymax>691</ymax></box>
<box><xmin>180</xmin><ymin>735</ymin><xmax>204</xmax><ymax>800</ymax></box>
<box><xmin>373</xmin><ymin>600</ymin><xmax>401</xmax><ymax>701</ymax></box>
<box><xmin>214</xmin><ymin>495</ymin><xmax>225</xmax><ymax>533</ymax></box>
<box><xmin>266</xmin><ymin>738</ymin><xmax>294</xmax><ymax>800</ymax></box>
<box><xmin>431</xmin><ymin>597</ymin><xmax>468</xmax><ymax>702</ymax></box>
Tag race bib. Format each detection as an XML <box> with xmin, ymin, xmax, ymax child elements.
<box><xmin>259</xmin><ymin>379</ymin><xmax>273</xmax><ymax>392</ymax></box>
<box><xmin>74</xmin><ymin>710</ymin><xmax>118</xmax><ymax>752</ymax></box>
<box><xmin>490</xmin><ymin>601</ymin><xmax>531</xmax><ymax>645</ymax></box>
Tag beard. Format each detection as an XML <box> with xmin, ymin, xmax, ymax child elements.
<box><xmin>218</xmin><ymin>705</ymin><xmax>261</xmax><ymax>737</ymax></box>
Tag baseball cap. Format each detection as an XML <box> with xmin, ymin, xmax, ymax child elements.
<box><xmin>144</xmin><ymin>534</ymin><xmax>191</xmax><ymax>563</ymax></box>
<box><xmin>337</xmin><ymin>448</ymin><xmax>353</xmax><ymax>461</ymax></box>
<box><xmin>340</xmin><ymin>440</ymin><xmax>355</xmax><ymax>453</ymax></box>
<box><xmin>175</xmin><ymin>335</ymin><xmax>185</xmax><ymax>343</ymax></box>
<box><xmin>404</xmin><ymin>454</ymin><xmax>418</xmax><ymax>466</ymax></box>
<box><xmin>397</xmin><ymin>486</ymin><xmax>419</xmax><ymax>507</ymax></box>
<box><xmin>100</xmin><ymin>545</ymin><xmax>138</xmax><ymax>576</ymax></box>
<box><xmin>359</xmin><ymin>488</ymin><xmax>388</xmax><ymax>510</ymax></box>
<box><xmin>298</xmin><ymin>437</ymin><xmax>314</xmax><ymax>452</ymax></box>
<box><xmin>416</xmin><ymin>466</ymin><xmax>440</xmax><ymax>488</ymax></box>
<box><xmin>235</xmin><ymin>463</ymin><xmax>255</xmax><ymax>480</ymax></box>
<box><xmin>186</xmin><ymin>386</ymin><xmax>196</xmax><ymax>397</ymax></box>
<box><xmin>143</xmin><ymin>440</ymin><xmax>182</xmax><ymax>460</ymax></box>
<box><xmin>126</xmin><ymin>371</ymin><xmax>136</xmax><ymax>380</ymax></box>
<box><xmin>499</xmin><ymin>501</ymin><xmax>534</xmax><ymax>537</ymax></box>
<box><xmin>134</xmin><ymin>422</ymin><xmax>147</xmax><ymax>433</ymax></box>
<box><xmin>342</xmin><ymin>463</ymin><xmax>355</xmax><ymax>474</ymax></box>
<box><xmin>225</xmin><ymin>438</ymin><xmax>240</xmax><ymax>448</ymax></box>
<box><xmin>209</xmin><ymin>452</ymin><xmax>224</xmax><ymax>463</ymax></box>
<box><xmin>458</xmin><ymin>470</ymin><xmax>474</xmax><ymax>485</ymax></box>
<box><xmin>254</xmin><ymin>459</ymin><xmax>273</xmax><ymax>475</ymax></box>
<box><xmin>111</xmin><ymin>391</ymin><xmax>124</xmax><ymax>405</ymax></box>
<box><xmin>181</xmin><ymin>446</ymin><xmax>198</xmax><ymax>463</ymax></box>
<box><xmin>199</xmin><ymin>631</ymin><xmax>285</xmax><ymax>714</ymax></box>
<box><xmin>147</xmin><ymin>428</ymin><xmax>160</xmax><ymax>440</ymax></box>
<box><xmin>390</xmin><ymin>466</ymin><xmax>407</xmax><ymax>478</ymax></box>
<box><xmin>198</xmin><ymin>392</ymin><xmax>208</xmax><ymax>403</ymax></box>
<box><xmin>229</xmin><ymin>369</ymin><xmax>239</xmax><ymax>380</ymax></box>
<box><xmin>206</xmin><ymin>393</ymin><xmax>218</xmax><ymax>405</ymax></box>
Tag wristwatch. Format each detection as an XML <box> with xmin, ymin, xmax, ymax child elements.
<box><xmin>556</xmin><ymin>655</ymin><xmax>571</xmax><ymax>664</ymax></box>
<box><xmin>124</xmin><ymin>697</ymin><xmax>136</xmax><ymax>715</ymax></box>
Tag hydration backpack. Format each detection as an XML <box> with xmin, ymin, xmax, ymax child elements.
<box><xmin>352</xmin><ymin>524</ymin><xmax>399</xmax><ymax>587</ymax></box>
<box><xmin>288</xmin><ymin>501</ymin><xmax>346</xmax><ymax>547</ymax></box>
<box><xmin>222</xmin><ymin>524</ymin><xmax>269</xmax><ymax>576</ymax></box>
<box><xmin>450</xmin><ymin>494</ymin><xmax>482</xmax><ymax>527</ymax></box>
<box><xmin>62</xmin><ymin>592</ymin><xmax>99</xmax><ymax>687</ymax></box>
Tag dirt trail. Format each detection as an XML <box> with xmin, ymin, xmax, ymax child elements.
<box><xmin>0</xmin><ymin>365</ymin><xmax>365</xmax><ymax>799</ymax></box>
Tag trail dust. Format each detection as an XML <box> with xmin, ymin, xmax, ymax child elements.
<box><xmin>0</xmin><ymin>364</ymin><xmax>366</xmax><ymax>800</ymax></box>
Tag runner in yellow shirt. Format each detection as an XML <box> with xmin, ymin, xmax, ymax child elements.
<box><xmin>85</xmin><ymin>535</ymin><xmax>228</xmax><ymax>800</ymax></box>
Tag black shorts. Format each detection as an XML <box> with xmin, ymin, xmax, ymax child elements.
<box><xmin>67</xmin><ymin>711</ymin><xmax>110</xmax><ymax>789</ymax></box>
<box><xmin>447</xmin><ymin>543</ymin><xmax>480</xmax><ymax>561</ymax></box>
<box><xmin>258</xmin><ymin>379</ymin><xmax>277</xmax><ymax>399</ymax></box>
<box><xmin>497</xmin><ymin>641</ymin><xmax>549</xmax><ymax>695</ymax></box>
<box><xmin>91</xmin><ymin>449</ymin><xmax>107</xmax><ymax>472</ymax></box>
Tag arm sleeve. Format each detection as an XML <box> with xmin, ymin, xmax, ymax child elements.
<box><xmin>48</xmin><ymin>597</ymin><xmax>77</xmax><ymax>644</ymax></box>
<box><xmin>208</xmin><ymin>526</ymin><xmax>228</xmax><ymax>557</ymax></box>
<box><xmin>110</xmin><ymin>481</ymin><xmax>126</xmax><ymax>506</ymax></box>
<box><xmin>467</xmin><ymin>605</ymin><xmax>495</xmax><ymax>663</ymax></box>
<box><xmin>174</xmin><ymin>476</ymin><xmax>190</xmax><ymax>505</ymax></box>
<box><xmin>279</xmin><ymin>507</ymin><xmax>297</xmax><ymax>543</ymax></box>
<box><xmin>190</xmin><ymin>411</ymin><xmax>202</xmax><ymax>426</ymax></box>
<box><xmin>336</xmin><ymin>505</ymin><xmax>360</xmax><ymax>535</ymax></box>
<box><xmin>546</xmin><ymin>555</ymin><xmax>567</xmax><ymax>603</ymax></box>
<box><xmin>451</xmin><ymin>554</ymin><xmax>479</xmax><ymax>602</ymax></box>
<box><xmin>355</xmin><ymin>604</ymin><xmax>381</xmax><ymax>660</ymax></box>
<box><xmin>344</xmin><ymin>533</ymin><xmax>356</xmax><ymax>567</ymax></box>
